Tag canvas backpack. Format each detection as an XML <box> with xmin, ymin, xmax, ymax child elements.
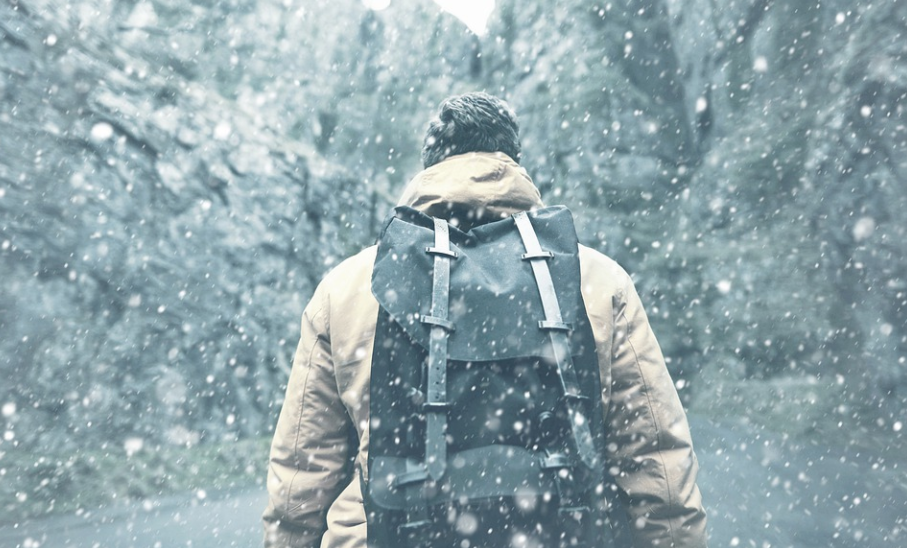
<box><xmin>365</xmin><ymin>205</ymin><xmax>629</xmax><ymax>547</ymax></box>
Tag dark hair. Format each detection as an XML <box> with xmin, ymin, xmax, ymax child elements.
<box><xmin>421</xmin><ymin>92</ymin><xmax>521</xmax><ymax>168</ymax></box>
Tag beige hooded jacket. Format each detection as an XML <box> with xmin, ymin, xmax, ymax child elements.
<box><xmin>263</xmin><ymin>152</ymin><xmax>707</xmax><ymax>547</ymax></box>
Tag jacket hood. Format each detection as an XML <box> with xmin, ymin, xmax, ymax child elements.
<box><xmin>396</xmin><ymin>152</ymin><xmax>544</xmax><ymax>228</ymax></box>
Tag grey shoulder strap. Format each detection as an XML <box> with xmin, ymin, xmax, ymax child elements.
<box><xmin>512</xmin><ymin>211</ymin><xmax>598</xmax><ymax>470</ymax></box>
<box><xmin>420</xmin><ymin>217</ymin><xmax>456</xmax><ymax>481</ymax></box>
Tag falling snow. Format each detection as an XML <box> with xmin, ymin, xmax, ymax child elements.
<box><xmin>1</xmin><ymin>0</ymin><xmax>905</xmax><ymax>546</ymax></box>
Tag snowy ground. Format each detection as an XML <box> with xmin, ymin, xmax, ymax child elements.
<box><xmin>1</xmin><ymin>416</ymin><xmax>904</xmax><ymax>548</ymax></box>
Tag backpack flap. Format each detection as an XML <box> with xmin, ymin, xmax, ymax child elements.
<box><xmin>371</xmin><ymin>206</ymin><xmax>589</xmax><ymax>363</ymax></box>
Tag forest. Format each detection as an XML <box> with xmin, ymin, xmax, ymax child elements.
<box><xmin>1</xmin><ymin>0</ymin><xmax>905</xmax><ymax>545</ymax></box>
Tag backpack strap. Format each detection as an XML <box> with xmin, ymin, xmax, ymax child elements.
<box><xmin>421</xmin><ymin>217</ymin><xmax>456</xmax><ymax>481</ymax></box>
<box><xmin>512</xmin><ymin>212</ymin><xmax>599</xmax><ymax>470</ymax></box>
<box><xmin>398</xmin><ymin>218</ymin><xmax>457</xmax><ymax>538</ymax></box>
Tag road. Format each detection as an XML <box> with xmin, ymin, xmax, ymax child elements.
<box><xmin>0</xmin><ymin>489</ymin><xmax>266</xmax><ymax>548</ymax></box>
<box><xmin>1</xmin><ymin>416</ymin><xmax>904</xmax><ymax>547</ymax></box>
<box><xmin>692</xmin><ymin>416</ymin><xmax>905</xmax><ymax>548</ymax></box>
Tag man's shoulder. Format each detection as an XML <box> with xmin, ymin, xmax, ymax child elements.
<box><xmin>323</xmin><ymin>246</ymin><xmax>377</xmax><ymax>280</ymax></box>
<box><xmin>577</xmin><ymin>244</ymin><xmax>631</xmax><ymax>286</ymax></box>
<box><xmin>316</xmin><ymin>245</ymin><xmax>378</xmax><ymax>300</ymax></box>
<box><xmin>314</xmin><ymin>246</ymin><xmax>379</xmax><ymax>342</ymax></box>
<box><xmin>315</xmin><ymin>242</ymin><xmax>632</xmax><ymax>305</ymax></box>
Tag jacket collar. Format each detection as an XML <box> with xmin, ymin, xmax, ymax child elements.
<box><xmin>396</xmin><ymin>152</ymin><xmax>544</xmax><ymax>229</ymax></box>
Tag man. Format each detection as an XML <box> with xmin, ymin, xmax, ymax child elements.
<box><xmin>263</xmin><ymin>92</ymin><xmax>707</xmax><ymax>547</ymax></box>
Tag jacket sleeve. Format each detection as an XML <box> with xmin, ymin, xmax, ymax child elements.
<box><xmin>263</xmin><ymin>281</ymin><xmax>354</xmax><ymax>547</ymax></box>
<box><xmin>605</xmin><ymin>274</ymin><xmax>708</xmax><ymax>548</ymax></box>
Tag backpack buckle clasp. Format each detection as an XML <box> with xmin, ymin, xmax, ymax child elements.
<box><xmin>397</xmin><ymin>519</ymin><xmax>434</xmax><ymax>535</ymax></box>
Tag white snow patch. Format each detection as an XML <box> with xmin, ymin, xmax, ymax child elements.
<box><xmin>434</xmin><ymin>0</ymin><xmax>495</xmax><ymax>36</ymax></box>
<box><xmin>852</xmin><ymin>216</ymin><xmax>875</xmax><ymax>241</ymax></box>
<box><xmin>1</xmin><ymin>402</ymin><xmax>15</xmax><ymax>417</ymax></box>
<box><xmin>90</xmin><ymin>122</ymin><xmax>114</xmax><ymax>142</ymax></box>
<box><xmin>213</xmin><ymin>121</ymin><xmax>232</xmax><ymax>141</ymax></box>
<box><xmin>362</xmin><ymin>0</ymin><xmax>390</xmax><ymax>9</ymax></box>
<box><xmin>124</xmin><ymin>437</ymin><xmax>144</xmax><ymax>456</ymax></box>
<box><xmin>753</xmin><ymin>56</ymin><xmax>768</xmax><ymax>73</ymax></box>
<box><xmin>716</xmin><ymin>280</ymin><xmax>732</xmax><ymax>295</ymax></box>
<box><xmin>126</xmin><ymin>1</ymin><xmax>159</xmax><ymax>28</ymax></box>
<box><xmin>695</xmin><ymin>96</ymin><xmax>708</xmax><ymax>113</ymax></box>
<box><xmin>455</xmin><ymin>512</ymin><xmax>479</xmax><ymax>535</ymax></box>
<box><xmin>166</xmin><ymin>425</ymin><xmax>200</xmax><ymax>446</ymax></box>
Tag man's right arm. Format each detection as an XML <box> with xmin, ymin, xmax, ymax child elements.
<box><xmin>263</xmin><ymin>283</ymin><xmax>353</xmax><ymax>547</ymax></box>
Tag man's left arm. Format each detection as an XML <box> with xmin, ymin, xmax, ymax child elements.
<box><xmin>605</xmin><ymin>274</ymin><xmax>708</xmax><ymax>547</ymax></box>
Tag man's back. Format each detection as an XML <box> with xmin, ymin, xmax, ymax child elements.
<box><xmin>264</xmin><ymin>151</ymin><xmax>706</xmax><ymax>547</ymax></box>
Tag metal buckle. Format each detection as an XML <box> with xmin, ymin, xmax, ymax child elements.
<box><xmin>420</xmin><ymin>315</ymin><xmax>456</xmax><ymax>332</ymax></box>
<box><xmin>397</xmin><ymin>519</ymin><xmax>433</xmax><ymax>534</ymax></box>
<box><xmin>540</xmin><ymin>452</ymin><xmax>573</xmax><ymax>470</ymax></box>
<box><xmin>521</xmin><ymin>250</ymin><xmax>554</xmax><ymax>260</ymax></box>
<box><xmin>558</xmin><ymin>505</ymin><xmax>591</xmax><ymax>516</ymax></box>
<box><xmin>425</xmin><ymin>246</ymin><xmax>458</xmax><ymax>258</ymax></box>
<box><xmin>559</xmin><ymin>393</ymin><xmax>590</xmax><ymax>406</ymax></box>
<box><xmin>392</xmin><ymin>467</ymin><xmax>429</xmax><ymax>488</ymax></box>
<box><xmin>538</xmin><ymin>320</ymin><xmax>572</xmax><ymax>332</ymax></box>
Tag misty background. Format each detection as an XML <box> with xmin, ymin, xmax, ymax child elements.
<box><xmin>1</xmin><ymin>0</ymin><xmax>905</xmax><ymax>546</ymax></box>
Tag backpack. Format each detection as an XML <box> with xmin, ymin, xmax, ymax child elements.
<box><xmin>365</xmin><ymin>206</ymin><xmax>629</xmax><ymax>547</ymax></box>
